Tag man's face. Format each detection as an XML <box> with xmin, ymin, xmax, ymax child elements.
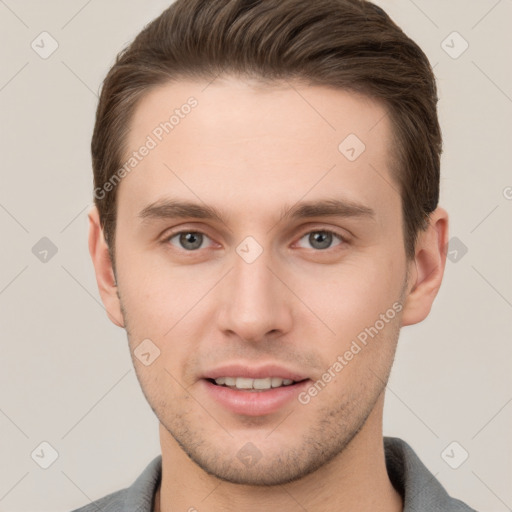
<box><xmin>113</xmin><ymin>76</ymin><xmax>410</xmax><ymax>485</ymax></box>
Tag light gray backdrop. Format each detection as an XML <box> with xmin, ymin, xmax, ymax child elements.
<box><xmin>0</xmin><ymin>1</ymin><xmax>511</xmax><ymax>510</ymax></box>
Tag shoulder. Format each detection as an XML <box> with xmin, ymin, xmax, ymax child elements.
<box><xmin>70</xmin><ymin>488</ymin><xmax>127</xmax><ymax>512</ymax></box>
<box><xmin>384</xmin><ymin>436</ymin><xmax>479</xmax><ymax>512</ymax></box>
<box><xmin>69</xmin><ymin>455</ymin><xmax>162</xmax><ymax>512</ymax></box>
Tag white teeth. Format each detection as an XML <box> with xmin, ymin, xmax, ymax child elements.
<box><xmin>236</xmin><ymin>377</ymin><xmax>254</xmax><ymax>389</ymax></box>
<box><xmin>253</xmin><ymin>378</ymin><xmax>272</xmax><ymax>389</ymax></box>
<box><xmin>271</xmin><ymin>377</ymin><xmax>282</xmax><ymax>388</ymax></box>
<box><xmin>213</xmin><ymin>377</ymin><xmax>297</xmax><ymax>390</ymax></box>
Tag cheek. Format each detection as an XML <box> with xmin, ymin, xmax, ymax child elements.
<box><xmin>131</xmin><ymin>354</ymin><xmax>193</xmax><ymax>417</ymax></box>
<box><xmin>117</xmin><ymin>255</ymin><xmax>220</xmax><ymax>373</ymax></box>
<box><xmin>115</xmin><ymin>243</ymin><xmax>194</xmax><ymax>323</ymax></box>
<box><xmin>291</xmin><ymin>254</ymin><xmax>403</xmax><ymax>341</ymax></box>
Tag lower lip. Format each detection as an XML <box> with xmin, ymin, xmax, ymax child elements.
<box><xmin>201</xmin><ymin>379</ymin><xmax>311</xmax><ymax>416</ymax></box>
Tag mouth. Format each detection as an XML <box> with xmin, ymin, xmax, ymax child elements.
<box><xmin>200</xmin><ymin>364</ymin><xmax>312</xmax><ymax>415</ymax></box>
<box><xmin>206</xmin><ymin>376</ymin><xmax>308</xmax><ymax>391</ymax></box>
<box><xmin>201</xmin><ymin>376</ymin><xmax>311</xmax><ymax>416</ymax></box>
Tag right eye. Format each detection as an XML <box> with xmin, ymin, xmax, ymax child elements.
<box><xmin>165</xmin><ymin>231</ymin><xmax>215</xmax><ymax>251</ymax></box>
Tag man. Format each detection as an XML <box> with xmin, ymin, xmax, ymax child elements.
<box><xmin>76</xmin><ymin>0</ymin><xmax>478</xmax><ymax>510</ymax></box>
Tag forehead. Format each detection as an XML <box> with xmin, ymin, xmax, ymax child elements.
<box><xmin>119</xmin><ymin>76</ymin><xmax>398</xmax><ymax>223</ymax></box>
<box><xmin>128</xmin><ymin>75</ymin><xmax>392</xmax><ymax>155</ymax></box>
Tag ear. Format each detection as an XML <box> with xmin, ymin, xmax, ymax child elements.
<box><xmin>88</xmin><ymin>205</ymin><xmax>125</xmax><ymax>328</ymax></box>
<box><xmin>401</xmin><ymin>207</ymin><xmax>449</xmax><ymax>326</ymax></box>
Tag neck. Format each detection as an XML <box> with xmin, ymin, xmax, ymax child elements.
<box><xmin>155</xmin><ymin>394</ymin><xmax>402</xmax><ymax>512</ymax></box>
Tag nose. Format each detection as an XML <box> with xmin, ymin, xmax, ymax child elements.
<box><xmin>216</xmin><ymin>247</ymin><xmax>293</xmax><ymax>343</ymax></box>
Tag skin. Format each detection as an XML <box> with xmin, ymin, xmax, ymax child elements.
<box><xmin>89</xmin><ymin>76</ymin><xmax>448</xmax><ymax>512</ymax></box>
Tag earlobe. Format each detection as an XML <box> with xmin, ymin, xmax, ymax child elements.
<box><xmin>401</xmin><ymin>207</ymin><xmax>449</xmax><ymax>326</ymax></box>
<box><xmin>88</xmin><ymin>206</ymin><xmax>125</xmax><ymax>328</ymax></box>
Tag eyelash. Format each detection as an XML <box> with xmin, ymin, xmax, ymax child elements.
<box><xmin>162</xmin><ymin>228</ymin><xmax>347</xmax><ymax>253</ymax></box>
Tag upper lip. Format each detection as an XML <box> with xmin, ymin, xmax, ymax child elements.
<box><xmin>203</xmin><ymin>363</ymin><xmax>309</xmax><ymax>382</ymax></box>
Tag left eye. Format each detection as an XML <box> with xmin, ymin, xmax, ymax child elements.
<box><xmin>296</xmin><ymin>230</ymin><xmax>344</xmax><ymax>250</ymax></box>
<box><xmin>167</xmin><ymin>231</ymin><xmax>213</xmax><ymax>251</ymax></box>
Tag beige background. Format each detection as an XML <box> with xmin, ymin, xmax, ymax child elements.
<box><xmin>0</xmin><ymin>1</ymin><xmax>511</xmax><ymax>510</ymax></box>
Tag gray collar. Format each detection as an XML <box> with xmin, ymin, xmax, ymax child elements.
<box><xmin>384</xmin><ymin>436</ymin><xmax>477</xmax><ymax>511</ymax></box>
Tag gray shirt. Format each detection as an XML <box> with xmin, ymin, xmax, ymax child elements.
<box><xmin>71</xmin><ymin>436</ymin><xmax>478</xmax><ymax>511</ymax></box>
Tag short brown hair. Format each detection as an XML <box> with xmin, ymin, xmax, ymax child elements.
<box><xmin>92</xmin><ymin>0</ymin><xmax>441</xmax><ymax>261</ymax></box>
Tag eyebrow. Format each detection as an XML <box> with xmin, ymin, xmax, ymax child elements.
<box><xmin>138</xmin><ymin>198</ymin><xmax>375</xmax><ymax>225</ymax></box>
